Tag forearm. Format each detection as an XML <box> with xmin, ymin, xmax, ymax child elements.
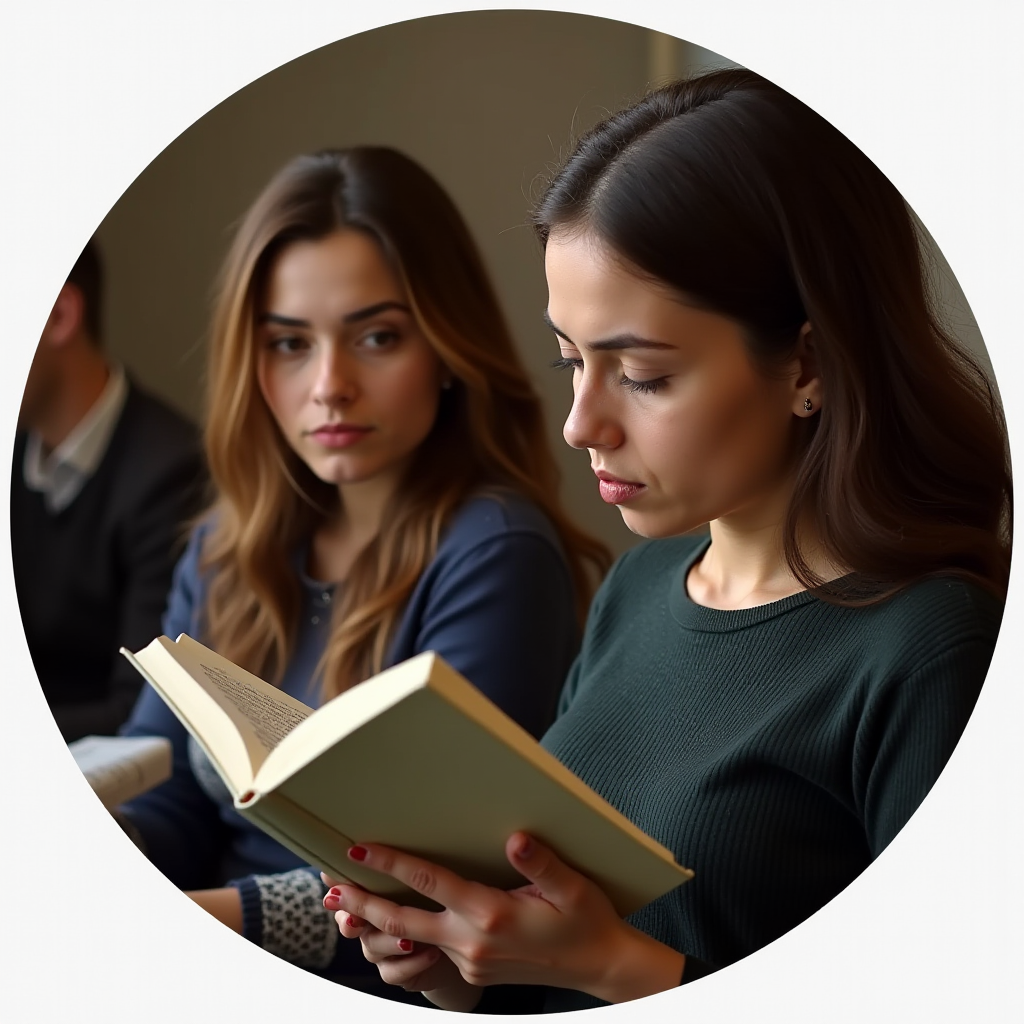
<box><xmin>422</xmin><ymin>931</ymin><xmax>685</xmax><ymax>1015</ymax></box>
<box><xmin>187</xmin><ymin>887</ymin><xmax>243</xmax><ymax>932</ymax></box>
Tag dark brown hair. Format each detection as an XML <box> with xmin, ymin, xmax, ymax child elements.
<box><xmin>203</xmin><ymin>147</ymin><xmax>610</xmax><ymax>696</ymax></box>
<box><xmin>66</xmin><ymin>238</ymin><xmax>103</xmax><ymax>343</ymax></box>
<box><xmin>533</xmin><ymin>68</ymin><xmax>1011</xmax><ymax>603</ymax></box>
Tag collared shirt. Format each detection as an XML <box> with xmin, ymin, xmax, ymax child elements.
<box><xmin>23</xmin><ymin>364</ymin><xmax>129</xmax><ymax>514</ymax></box>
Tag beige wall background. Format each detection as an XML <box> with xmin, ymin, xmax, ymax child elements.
<box><xmin>93</xmin><ymin>10</ymin><xmax>992</xmax><ymax>560</ymax></box>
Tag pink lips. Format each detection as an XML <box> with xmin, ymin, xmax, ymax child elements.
<box><xmin>594</xmin><ymin>470</ymin><xmax>645</xmax><ymax>505</ymax></box>
<box><xmin>308</xmin><ymin>424</ymin><xmax>373</xmax><ymax>449</ymax></box>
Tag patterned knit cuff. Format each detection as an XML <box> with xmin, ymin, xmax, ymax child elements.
<box><xmin>233</xmin><ymin>867</ymin><xmax>338</xmax><ymax>970</ymax></box>
<box><xmin>229</xmin><ymin>876</ymin><xmax>264</xmax><ymax>948</ymax></box>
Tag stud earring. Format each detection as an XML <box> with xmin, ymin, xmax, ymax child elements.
<box><xmin>803</xmin><ymin>397</ymin><xmax>813</xmax><ymax>412</ymax></box>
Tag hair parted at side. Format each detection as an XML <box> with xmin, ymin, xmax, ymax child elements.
<box><xmin>532</xmin><ymin>67</ymin><xmax>1012</xmax><ymax>604</ymax></box>
<box><xmin>202</xmin><ymin>146</ymin><xmax>610</xmax><ymax>698</ymax></box>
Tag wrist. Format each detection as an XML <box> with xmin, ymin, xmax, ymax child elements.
<box><xmin>587</xmin><ymin>923</ymin><xmax>686</xmax><ymax>1004</ymax></box>
<box><xmin>186</xmin><ymin>887</ymin><xmax>244</xmax><ymax>934</ymax></box>
<box><xmin>423</xmin><ymin>981</ymin><xmax>484</xmax><ymax>1013</ymax></box>
<box><xmin>229</xmin><ymin>878</ymin><xmax>263</xmax><ymax>944</ymax></box>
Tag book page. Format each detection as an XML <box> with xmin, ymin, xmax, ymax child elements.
<box><xmin>123</xmin><ymin>635</ymin><xmax>314</xmax><ymax>795</ymax></box>
<box><xmin>167</xmin><ymin>635</ymin><xmax>313</xmax><ymax>773</ymax></box>
<box><xmin>196</xmin><ymin>661</ymin><xmax>310</xmax><ymax>753</ymax></box>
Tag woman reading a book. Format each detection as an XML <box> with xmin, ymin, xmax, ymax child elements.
<box><xmin>117</xmin><ymin>147</ymin><xmax>609</xmax><ymax>985</ymax></box>
<box><xmin>323</xmin><ymin>69</ymin><xmax>1011</xmax><ymax>1011</ymax></box>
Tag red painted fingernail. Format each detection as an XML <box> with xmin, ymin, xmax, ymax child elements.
<box><xmin>517</xmin><ymin>836</ymin><xmax>534</xmax><ymax>858</ymax></box>
<box><xmin>348</xmin><ymin>845</ymin><xmax>368</xmax><ymax>862</ymax></box>
<box><xmin>398</xmin><ymin>939</ymin><xmax>413</xmax><ymax>952</ymax></box>
<box><xmin>346</xmin><ymin>915</ymin><xmax>361</xmax><ymax>928</ymax></box>
<box><xmin>329</xmin><ymin>886</ymin><xmax>343</xmax><ymax>897</ymax></box>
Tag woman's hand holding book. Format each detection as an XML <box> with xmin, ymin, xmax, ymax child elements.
<box><xmin>322</xmin><ymin>831</ymin><xmax>686</xmax><ymax>1008</ymax></box>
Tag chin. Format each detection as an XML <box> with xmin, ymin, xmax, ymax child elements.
<box><xmin>619</xmin><ymin>507</ymin><xmax>708</xmax><ymax>541</ymax></box>
<box><xmin>310</xmin><ymin>461</ymin><xmax>376</xmax><ymax>486</ymax></box>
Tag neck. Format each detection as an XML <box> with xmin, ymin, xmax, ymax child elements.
<box><xmin>310</xmin><ymin>463</ymin><xmax>407</xmax><ymax>582</ymax></box>
<box><xmin>686</xmin><ymin>477</ymin><xmax>837</xmax><ymax>610</ymax></box>
<box><xmin>339</xmin><ymin>459</ymin><xmax>410</xmax><ymax>538</ymax></box>
<box><xmin>33</xmin><ymin>348</ymin><xmax>111</xmax><ymax>454</ymax></box>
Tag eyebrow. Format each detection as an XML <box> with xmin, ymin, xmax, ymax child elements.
<box><xmin>258</xmin><ymin>300</ymin><xmax>411</xmax><ymax>328</ymax></box>
<box><xmin>542</xmin><ymin>310</ymin><xmax>675</xmax><ymax>351</ymax></box>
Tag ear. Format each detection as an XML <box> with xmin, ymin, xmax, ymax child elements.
<box><xmin>39</xmin><ymin>282</ymin><xmax>86</xmax><ymax>349</ymax></box>
<box><xmin>789</xmin><ymin>321</ymin><xmax>822</xmax><ymax>417</ymax></box>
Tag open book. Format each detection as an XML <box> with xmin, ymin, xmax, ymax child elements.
<box><xmin>121</xmin><ymin>635</ymin><xmax>693</xmax><ymax>915</ymax></box>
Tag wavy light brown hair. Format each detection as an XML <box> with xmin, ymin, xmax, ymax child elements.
<box><xmin>533</xmin><ymin>68</ymin><xmax>1011</xmax><ymax>604</ymax></box>
<box><xmin>201</xmin><ymin>147</ymin><xmax>610</xmax><ymax>698</ymax></box>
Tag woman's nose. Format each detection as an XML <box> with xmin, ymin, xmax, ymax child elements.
<box><xmin>311</xmin><ymin>345</ymin><xmax>358</xmax><ymax>406</ymax></box>
<box><xmin>562</xmin><ymin>373</ymin><xmax>623</xmax><ymax>451</ymax></box>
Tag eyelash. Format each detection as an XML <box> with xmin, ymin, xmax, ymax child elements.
<box><xmin>361</xmin><ymin>329</ymin><xmax>399</xmax><ymax>349</ymax></box>
<box><xmin>550</xmin><ymin>356</ymin><xmax>582</xmax><ymax>372</ymax></box>
<box><xmin>623</xmin><ymin>375</ymin><xmax>666</xmax><ymax>395</ymax></box>
<box><xmin>549</xmin><ymin>357</ymin><xmax>667</xmax><ymax>395</ymax></box>
<box><xmin>264</xmin><ymin>330</ymin><xmax>399</xmax><ymax>354</ymax></box>
<box><xmin>267</xmin><ymin>335</ymin><xmax>306</xmax><ymax>353</ymax></box>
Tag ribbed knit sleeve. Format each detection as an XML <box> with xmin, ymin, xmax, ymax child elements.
<box><xmin>856</xmin><ymin>636</ymin><xmax>992</xmax><ymax>855</ymax></box>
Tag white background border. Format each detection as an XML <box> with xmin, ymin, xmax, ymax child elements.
<box><xmin>2</xmin><ymin>1</ymin><xmax>1020</xmax><ymax>1020</ymax></box>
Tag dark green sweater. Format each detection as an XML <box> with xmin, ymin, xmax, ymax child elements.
<box><xmin>479</xmin><ymin>534</ymin><xmax>1002</xmax><ymax>1013</ymax></box>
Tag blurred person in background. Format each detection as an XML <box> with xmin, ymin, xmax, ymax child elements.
<box><xmin>12</xmin><ymin>239</ymin><xmax>206</xmax><ymax>742</ymax></box>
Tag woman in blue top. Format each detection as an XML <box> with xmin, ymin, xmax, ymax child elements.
<box><xmin>118</xmin><ymin>147</ymin><xmax>609</xmax><ymax>980</ymax></box>
<box><xmin>324</xmin><ymin>70</ymin><xmax>1011</xmax><ymax>1012</ymax></box>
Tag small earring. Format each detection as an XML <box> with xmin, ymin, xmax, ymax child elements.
<box><xmin>803</xmin><ymin>397</ymin><xmax>813</xmax><ymax>412</ymax></box>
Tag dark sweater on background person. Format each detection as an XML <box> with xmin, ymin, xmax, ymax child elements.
<box><xmin>474</xmin><ymin>533</ymin><xmax>1002</xmax><ymax>1014</ymax></box>
<box><xmin>11</xmin><ymin>380</ymin><xmax>205</xmax><ymax>742</ymax></box>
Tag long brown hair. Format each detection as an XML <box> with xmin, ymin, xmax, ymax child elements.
<box><xmin>533</xmin><ymin>68</ymin><xmax>1011</xmax><ymax>604</ymax></box>
<box><xmin>201</xmin><ymin>147</ymin><xmax>610</xmax><ymax>698</ymax></box>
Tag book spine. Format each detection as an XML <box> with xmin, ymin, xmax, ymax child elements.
<box><xmin>235</xmin><ymin>790</ymin><xmax>439</xmax><ymax>910</ymax></box>
<box><xmin>235</xmin><ymin>791</ymin><xmax>352</xmax><ymax>883</ymax></box>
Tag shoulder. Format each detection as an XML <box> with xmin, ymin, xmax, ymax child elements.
<box><xmin>413</xmin><ymin>490</ymin><xmax>576</xmax><ymax>602</ymax></box>
<box><xmin>596</xmin><ymin>532</ymin><xmax>708</xmax><ymax>604</ymax></box>
<box><xmin>162</xmin><ymin>516</ymin><xmax>218</xmax><ymax>634</ymax></box>
<box><xmin>612</xmin><ymin>532</ymin><xmax>708</xmax><ymax>573</ymax></box>
<box><xmin>103</xmin><ymin>380</ymin><xmax>204</xmax><ymax>511</ymax></box>
<box><xmin>437</xmin><ymin>489</ymin><xmax>567</xmax><ymax>561</ymax></box>
<box><xmin>172</xmin><ymin>516</ymin><xmax>217</xmax><ymax>582</ymax></box>
<box><xmin>852</xmin><ymin>574</ymin><xmax>1004</xmax><ymax>670</ymax></box>
<box><xmin>117</xmin><ymin>379</ymin><xmax>201</xmax><ymax>461</ymax></box>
